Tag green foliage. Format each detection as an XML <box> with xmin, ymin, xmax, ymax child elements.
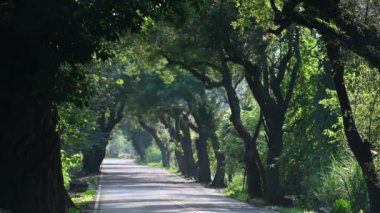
<box><xmin>225</xmin><ymin>174</ymin><xmax>315</xmax><ymax>213</ymax></box>
<box><xmin>330</xmin><ymin>199</ymin><xmax>353</xmax><ymax>213</ymax></box>
<box><xmin>70</xmin><ymin>175</ymin><xmax>99</xmax><ymax>210</ymax></box>
<box><xmin>58</xmin><ymin>103</ymin><xmax>98</xmax><ymax>152</ymax></box>
<box><xmin>233</xmin><ymin>0</ymin><xmax>274</xmax><ymax>30</ymax></box>
<box><xmin>1</xmin><ymin>0</ymin><xmax>177</xmax><ymax>103</ymax></box>
<box><xmin>302</xmin><ymin>157</ymin><xmax>368</xmax><ymax>212</ymax></box>
<box><xmin>145</xmin><ymin>145</ymin><xmax>162</xmax><ymax>163</ymax></box>
<box><xmin>106</xmin><ymin>127</ymin><xmax>129</xmax><ymax>158</ymax></box>
<box><xmin>61</xmin><ymin>150</ymin><xmax>82</xmax><ymax>188</ymax></box>
<box><xmin>224</xmin><ymin>173</ymin><xmax>248</xmax><ymax>200</ymax></box>
<box><xmin>51</xmin><ymin>1</ymin><xmax>380</xmax><ymax>212</ymax></box>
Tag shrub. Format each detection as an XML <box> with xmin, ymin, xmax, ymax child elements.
<box><xmin>330</xmin><ymin>198</ymin><xmax>352</xmax><ymax>213</ymax></box>
<box><xmin>145</xmin><ymin>145</ymin><xmax>162</xmax><ymax>163</ymax></box>
<box><xmin>224</xmin><ymin>173</ymin><xmax>249</xmax><ymax>201</ymax></box>
<box><xmin>302</xmin><ymin>156</ymin><xmax>369</xmax><ymax>212</ymax></box>
<box><xmin>61</xmin><ymin>150</ymin><xmax>82</xmax><ymax>188</ymax></box>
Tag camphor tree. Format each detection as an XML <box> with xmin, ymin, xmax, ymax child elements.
<box><xmin>81</xmin><ymin>61</ymin><xmax>128</xmax><ymax>174</ymax></box>
<box><xmin>268</xmin><ymin>0</ymin><xmax>380</xmax><ymax>211</ymax></box>
<box><xmin>123</xmin><ymin>67</ymin><xmax>224</xmax><ymax>184</ymax></box>
<box><xmin>148</xmin><ymin>1</ymin><xmax>303</xmax><ymax>203</ymax></box>
<box><xmin>0</xmin><ymin>0</ymin><xmax>185</xmax><ymax>211</ymax></box>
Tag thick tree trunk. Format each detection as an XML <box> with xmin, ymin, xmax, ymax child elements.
<box><xmin>159</xmin><ymin>146</ymin><xmax>170</xmax><ymax>168</ymax></box>
<box><xmin>194</xmin><ymin>134</ymin><xmax>211</xmax><ymax>183</ymax></box>
<box><xmin>244</xmin><ymin>115</ymin><xmax>264</xmax><ymax>197</ymax></box>
<box><xmin>210</xmin><ymin>133</ymin><xmax>226</xmax><ymax>187</ymax></box>
<box><xmin>175</xmin><ymin>150</ymin><xmax>187</xmax><ymax>175</ymax></box>
<box><xmin>81</xmin><ymin>105</ymin><xmax>124</xmax><ymax>174</ymax></box>
<box><xmin>180</xmin><ymin>121</ymin><xmax>197</xmax><ymax>178</ymax></box>
<box><xmin>82</xmin><ymin>146</ymin><xmax>106</xmax><ymax>174</ymax></box>
<box><xmin>326</xmin><ymin>42</ymin><xmax>380</xmax><ymax>213</ymax></box>
<box><xmin>131</xmin><ymin>135</ymin><xmax>146</xmax><ymax>161</ymax></box>
<box><xmin>221</xmin><ymin>64</ymin><xmax>264</xmax><ymax>197</ymax></box>
<box><xmin>0</xmin><ymin>96</ymin><xmax>66</xmax><ymax>212</ymax></box>
<box><xmin>264</xmin><ymin>116</ymin><xmax>285</xmax><ymax>203</ymax></box>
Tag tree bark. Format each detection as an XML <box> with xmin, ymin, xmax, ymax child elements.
<box><xmin>174</xmin><ymin>150</ymin><xmax>187</xmax><ymax>175</ymax></box>
<box><xmin>81</xmin><ymin>105</ymin><xmax>124</xmax><ymax>174</ymax></box>
<box><xmin>194</xmin><ymin>133</ymin><xmax>211</xmax><ymax>183</ymax></box>
<box><xmin>263</xmin><ymin>113</ymin><xmax>285</xmax><ymax>203</ymax></box>
<box><xmin>326</xmin><ymin>42</ymin><xmax>380</xmax><ymax>213</ymax></box>
<box><xmin>180</xmin><ymin>120</ymin><xmax>198</xmax><ymax>178</ymax></box>
<box><xmin>190</xmin><ymin>102</ymin><xmax>212</xmax><ymax>183</ymax></box>
<box><xmin>0</xmin><ymin>97</ymin><xmax>66</xmax><ymax>212</ymax></box>
<box><xmin>210</xmin><ymin>133</ymin><xmax>226</xmax><ymax>188</ymax></box>
<box><xmin>82</xmin><ymin>146</ymin><xmax>106</xmax><ymax>174</ymax></box>
<box><xmin>229</xmin><ymin>29</ymin><xmax>300</xmax><ymax>203</ymax></box>
<box><xmin>220</xmin><ymin>59</ymin><xmax>264</xmax><ymax>197</ymax></box>
<box><xmin>160</xmin><ymin>146</ymin><xmax>170</xmax><ymax>168</ymax></box>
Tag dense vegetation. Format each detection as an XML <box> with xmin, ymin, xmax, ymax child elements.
<box><xmin>0</xmin><ymin>0</ymin><xmax>379</xmax><ymax>212</ymax></box>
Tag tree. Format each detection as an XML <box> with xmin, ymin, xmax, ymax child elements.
<box><xmin>270</xmin><ymin>0</ymin><xmax>380</xmax><ymax>70</ymax></box>
<box><xmin>81</xmin><ymin>62</ymin><xmax>128</xmax><ymax>174</ymax></box>
<box><xmin>325</xmin><ymin>41</ymin><xmax>380</xmax><ymax>213</ymax></box>
<box><xmin>151</xmin><ymin>1</ymin><xmax>303</xmax><ymax>202</ymax></box>
<box><xmin>0</xmin><ymin>0</ymin><xmax>182</xmax><ymax>211</ymax></box>
<box><xmin>267</xmin><ymin>1</ymin><xmax>380</xmax><ymax>211</ymax></box>
<box><xmin>139</xmin><ymin>119</ymin><xmax>170</xmax><ymax>168</ymax></box>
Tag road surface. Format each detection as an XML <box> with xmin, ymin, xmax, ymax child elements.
<box><xmin>94</xmin><ymin>159</ymin><xmax>276</xmax><ymax>213</ymax></box>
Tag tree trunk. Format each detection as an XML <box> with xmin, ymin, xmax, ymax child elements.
<box><xmin>175</xmin><ymin>150</ymin><xmax>187</xmax><ymax>175</ymax></box>
<box><xmin>82</xmin><ymin>146</ymin><xmax>106</xmax><ymax>174</ymax></box>
<box><xmin>326</xmin><ymin>42</ymin><xmax>380</xmax><ymax>213</ymax></box>
<box><xmin>159</xmin><ymin>146</ymin><xmax>170</xmax><ymax>168</ymax></box>
<box><xmin>0</xmin><ymin>96</ymin><xmax>66</xmax><ymax>212</ymax></box>
<box><xmin>263</xmin><ymin>113</ymin><xmax>285</xmax><ymax>204</ymax></box>
<box><xmin>221</xmin><ymin>64</ymin><xmax>264</xmax><ymax>197</ymax></box>
<box><xmin>180</xmin><ymin>121</ymin><xmax>197</xmax><ymax>178</ymax></box>
<box><xmin>244</xmin><ymin>115</ymin><xmax>264</xmax><ymax>197</ymax></box>
<box><xmin>177</xmin><ymin>50</ymin><xmax>263</xmax><ymax>189</ymax></box>
<box><xmin>139</xmin><ymin>120</ymin><xmax>170</xmax><ymax>168</ymax></box>
<box><xmin>194</xmin><ymin>135</ymin><xmax>211</xmax><ymax>183</ymax></box>
<box><xmin>210</xmin><ymin>133</ymin><xmax>226</xmax><ymax>188</ymax></box>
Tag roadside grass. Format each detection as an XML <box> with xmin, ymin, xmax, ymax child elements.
<box><xmin>226</xmin><ymin>195</ymin><xmax>315</xmax><ymax>213</ymax></box>
<box><xmin>69</xmin><ymin>175</ymin><xmax>99</xmax><ymax>212</ymax></box>
<box><xmin>224</xmin><ymin>174</ymin><xmax>315</xmax><ymax>213</ymax></box>
<box><xmin>145</xmin><ymin>161</ymin><xmax>162</xmax><ymax>168</ymax></box>
<box><xmin>145</xmin><ymin>161</ymin><xmax>180</xmax><ymax>174</ymax></box>
<box><xmin>144</xmin><ymin>162</ymin><xmax>313</xmax><ymax>213</ymax></box>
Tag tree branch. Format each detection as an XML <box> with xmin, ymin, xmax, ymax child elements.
<box><xmin>284</xmin><ymin>28</ymin><xmax>301</xmax><ymax>108</ymax></box>
<box><xmin>162</xmin><ymin>54</ymin><xmax>223</xmax><ymax>89</ymax></box>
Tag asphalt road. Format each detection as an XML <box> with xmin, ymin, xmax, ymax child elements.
<box><xmin>94</xmin><ymin>159</ymin><xmax>276</xmax><ymax>213</ymax></box>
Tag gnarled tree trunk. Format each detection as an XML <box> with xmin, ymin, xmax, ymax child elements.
<box><xmin>194</xmin><ymin>134</ymin><xmax>211</xmax><ymax>183</ymax></box>
<box><xmin>174</xmin><ymin>150</ymin><xmax>187</xmax><ymax>175</ymax></box>
<box><xmin>82</xmin><ymin>146</ymin><xmax>106</xmax><ymax>174</ymax></box>
<box><xmin>210</xmin><ymin>133</ymin><xmax>226</xmax><ymax>187</ymax></box>
<box><xmin>263</xmin><ymin>113</ymin><xmax>285</xmax><ymax>203</ymax></box>
<box><xmin>220</xmin><ymin>60</ymin><xmax>264</xmax><ymax>197</ymax></box>
<box><xmin>180</xmin><ymin>120</ymin><xmax>197</xmax><ymax>178</ymax></box>
<box><xmin>326</xmin><ymin>42</ymin><xmax>380</xmax><ymax>213</ymax></box>
<box><xmin>0</xmin><ymin>96</ymin><xmax>66</xmax><ymax>212</ymax></box>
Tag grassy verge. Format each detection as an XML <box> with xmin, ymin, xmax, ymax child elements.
<box><xmin>144</xmin><ymin>162</ymin><xmax>311</xmax><ymax>212</ymax></box>
<box><xmin>144</xmin><ymin>161</ymin><xmax>180</xmax><ymax>174</ymax></box>
<box><xmin>223</xmin><ymin>174</ymin><xmax>315</xmax><ymax>213</ymax></box>
<box><xmin>68</xmin><ymin>175</ymin><xmax>100</xmax><ymax>212</ymax></box>
<box><xmin>225</xmin><ymin>192</ymin><xmax>314</xmax><ymax>213</ymax></box>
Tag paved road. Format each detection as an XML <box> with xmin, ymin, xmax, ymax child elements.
<box><xmin>94</xmin><ymin>159</ymin><xmax>276</xmax><ymax>213</ymax></box>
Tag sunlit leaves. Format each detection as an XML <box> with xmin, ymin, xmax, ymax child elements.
<box><xmin>115</xmin><ymin>78</ymin><xmax>124</xmax><ymax>85</ymax></box>
<box><xmin>233</xmin><ymin>0</ymin><xmax>273</xmax><ymax>29</ymax></box>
